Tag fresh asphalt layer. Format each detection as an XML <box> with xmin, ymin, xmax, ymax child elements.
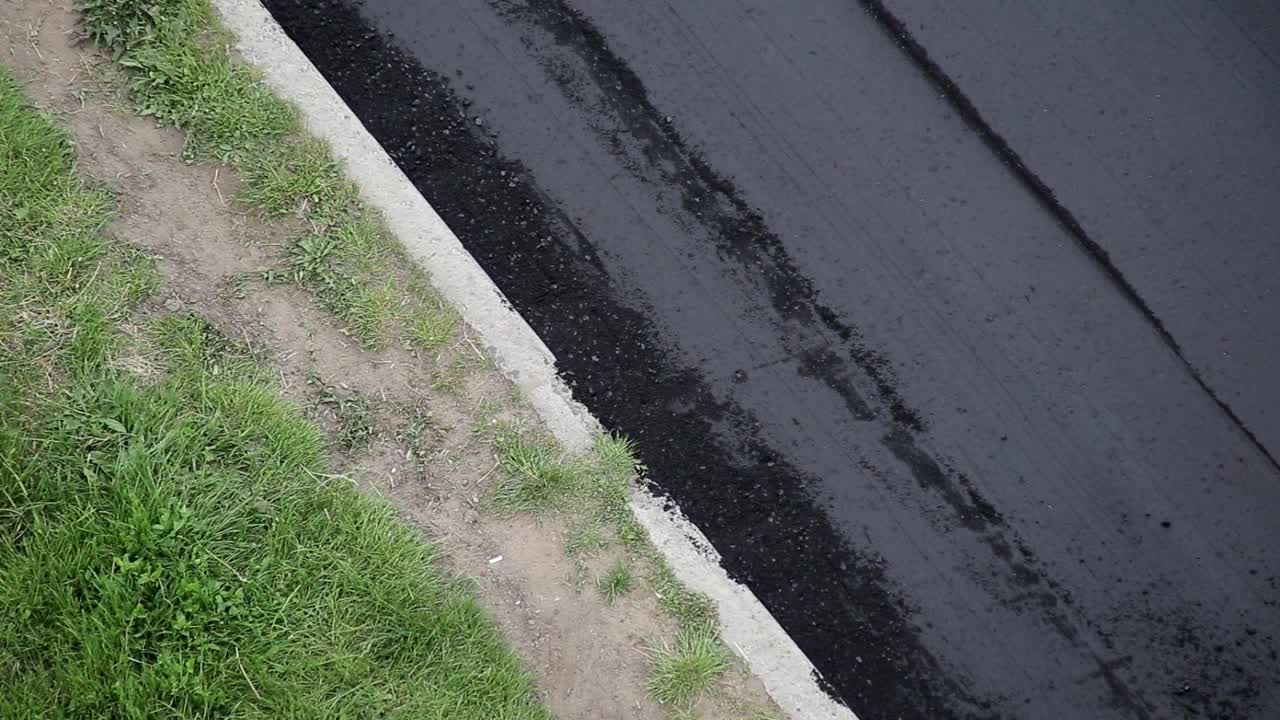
<box><xmin>257</xmin><ymin>1</ymin><xmax>1280</xmax><ymax>718</ymax></box>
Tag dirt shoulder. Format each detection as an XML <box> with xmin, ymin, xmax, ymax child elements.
<box><xmin>0</xmin><ymin>1</ymin><xmax>779</xmax><ymax>718</ymax></box>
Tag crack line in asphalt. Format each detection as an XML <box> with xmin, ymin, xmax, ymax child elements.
<box><xmin>855</xmin><ymin>0</ymin><xmax>1280</xmax><ymax>475</ymax></box>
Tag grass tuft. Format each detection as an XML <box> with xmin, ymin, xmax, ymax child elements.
<box><xmin>239</xmin><ymin>139</ymin><xmax>358</xmax><ymax>224</ymax></box>
<box><xmin>651</xmin><ymin>557</ymin><xmax>719</xmax><ymax>632</ymax></box>
<box><xmin>647</xmin><ymin>627</ymin><xmax>732</xmax><ymax>709</ymax></box>
<box><xmin>122</xmin><ymin>34</ymin><xmax>296</xmax><ymax>161</ymax></box>
<box><xmin>405</xmin><ymin>294</ymin><xmax>462</xmax><ymax>354</ymax></box>
<box><xmin>594</xmin><ymin>432</ymin><xmax>645</xmax><ymax>479</ymax></box>
<box><xmin>284</xmin><ymin>231</ymin><xmax>399</xmax><ymax>349</ymax></box>
<box><xmin>563</xmin><ymin>521</ymin><xmax>610</xmax><ymax>558</ymax></box>
<box><xmin>597</xmin><ymin>559</ymin><xmax>634</xmax><ymax>605</ymax></box>
<box><xmin>342</xmin><ymin>280</ymin><xmax>399</xmax><ymax>347</ymax></box>
<box><xmin>491</xmin><ymin>431</ymin><xmax>580</xmax><ymax>514</ymax></box>
<box><xmin>318</xmin><ymin>382</ymin><xmax>375</xmax><ymax>450</ymax></box>
<box><xmin>152</xmin><ymin>314</ymin><xmax>251</xmax><ymax>377</ymax></box>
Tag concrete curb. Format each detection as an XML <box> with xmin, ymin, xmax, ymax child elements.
<box><xmin>209</xmin><ymin>2</ymin><xmax>855</xmax><ymax>718</ymax></box>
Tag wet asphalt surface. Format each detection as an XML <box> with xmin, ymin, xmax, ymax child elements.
<box><xmin>259</xmin><ymin>1</ymin><xmax>1280</xmax><ymax>718</ymax></box>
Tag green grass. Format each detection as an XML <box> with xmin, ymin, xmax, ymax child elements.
<box><xmin>490</xmin><ymin>431</ymin><xmax>581</xmax><ymax>514</ymax></box>
<box><xmin>1</xmin><ymin>69</ymin><xmax>121</xmax><ymax>383</ymax></box>
<box><xmin>597</xmin><ymin>560</ymin><xmax>634</xmax><ymax>605</ymax></box>
<box><xmin>0</xmin><ymin>64</ymin><xmax>547</xmax><ymax>720</ymax></box>
<box><xmin>279</xmin><ymin>218</ymin><xmax>403</xmax><ymax>348</ymax></box>
<box><xmin>316</xmin><ymin>382</ymin><xmax>375</xmax><ymax>451</ymax></box>
<box><xmin>240</xmin><ymin>138</ymin><xmax>357</xmax><ymax>223</ymax></box>
<box><xmin>647</xmin><ymin>628</ymin><xmax>732</xmax><ymax>709</ymax></box>
<box><xmin>736</xmin><ymin>709</ymin><xmax>784</xmax><ymax>720</ymax></box>
<box><xmin>648</xmin><ymin>556</ymin><xmax>719</xmax><ymax>632</ymax></box>
<box><xmin>405</xmin><ymin>293</ymin><xmax>462</xmax><ymax>355</ymax></box>
<box><xmin>563</xmin><ymin>521</ymin><xmax>610</xmax><ymax>558</ymax></box>
<box><xmin>77</xmin><ymin>0</ymin><xmax>456</xmax><ymax>354</ymax></box>
<box><xmin>593</xmin><ymin>433</ymin><xmax>645</xmax><ymax>478</ymax></box>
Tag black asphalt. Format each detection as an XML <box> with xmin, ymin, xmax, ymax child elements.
<box><xmin>260</xmin><ymin>1</ymin><xmax>1280</xmax><ymax>718</ymax></box>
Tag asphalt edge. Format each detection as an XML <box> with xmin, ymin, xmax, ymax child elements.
<box><xmin>208</xmin><ymin>1</ymin><xmax>855</xmax><ymax>718</ymax></box>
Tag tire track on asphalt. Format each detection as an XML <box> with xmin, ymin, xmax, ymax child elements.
<box><xmin>857</xmin><ymin>0</ymin><xmax>1280</xmax><ymax>475</ymax></box>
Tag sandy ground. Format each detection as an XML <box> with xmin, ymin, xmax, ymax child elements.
<box><xmin>0</xmin><ymin>1</ymin><xmax>776</xmax><ymax>717</ymax></box>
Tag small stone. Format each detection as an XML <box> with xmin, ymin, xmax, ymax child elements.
<box><xmin>163</xmin><ymin>297</ymin><xmax>182</xmax><ymax>312</ymax></box>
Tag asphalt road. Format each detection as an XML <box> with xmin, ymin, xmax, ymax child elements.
<box><xmin>260</xmin><ymin>1</ymin><xmax>1280</xmax><ymax>718</ymax></box>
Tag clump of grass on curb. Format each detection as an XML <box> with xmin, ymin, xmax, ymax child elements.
<box><xmin>594</xmin><ymin>432</ymin><xmax>646</xmax><ymax>477</ymax></box>
<box><xmin>647</xmin><ymin>627</ymin><xmax>732</xmax><ymax>709</ymax></box>
<box><xmin>650</xmin><ymin>555</ymin><xmax>719</xmax><ymax>632</ymax></box>
<box><xmin>0</xmin><ymin>64</ymin><xmax>547</xmax><ymax>720</ymax></box>
<box><xmin>598</xmin><ymin>559</ymin><xmax>635</xmax><ymax>604</ymax></box>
